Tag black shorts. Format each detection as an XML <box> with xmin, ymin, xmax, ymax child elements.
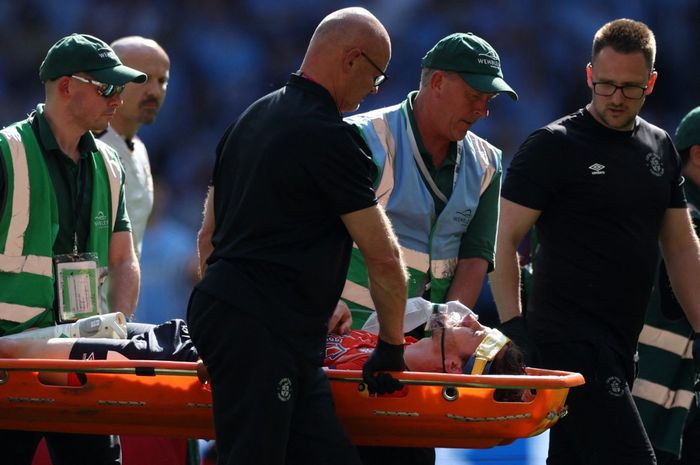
<box><xmin>69</xmin><ymin>319</ymin><xmax>198</xmax><ymax>362</ymax></box>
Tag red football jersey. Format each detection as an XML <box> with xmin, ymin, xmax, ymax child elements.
<box><xmin>325</xmin><ymin>330</ymin><xmax>416</xmax><ymax>369</ymax></box>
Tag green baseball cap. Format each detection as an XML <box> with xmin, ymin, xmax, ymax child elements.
<box><xmin>421</xmin><ymin>32</ymin><xmax>517</xmax><ymax>101</ymax></box>
<box><xmin>675</xmin><ymin>106</ymin><xmax>700</xmax><ymax>152</ymax></box>
<box><xmin>39</xmin><ymin>33</ymin><xmax>147</xmax><ymax>85</ymax></box>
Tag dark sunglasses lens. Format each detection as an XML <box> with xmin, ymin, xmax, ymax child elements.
<box><xmin>101</xmin><ymin>84</ymin><xmax>125</xmax><ymax>98</ymax></box>
<box><xmin>100</xmin><ymin>84</ymin><xmax>114</xmax><ymax>97</ymax></box>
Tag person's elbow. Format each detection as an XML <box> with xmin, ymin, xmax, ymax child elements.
<box><xmin>197</xmin><ymin>226</ymin><xmax>213</xmax><ymax>253</ymax></box>
<box><xmin>364</xmin><ymin>250</ymin><xmax>407</xmax><ymax>281</ymax></box>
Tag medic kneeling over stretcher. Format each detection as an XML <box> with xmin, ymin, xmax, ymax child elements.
<box><xmin>0</xmin><ymin>299</ymin><xmax>527</xmax><ymax>401</ymax></box>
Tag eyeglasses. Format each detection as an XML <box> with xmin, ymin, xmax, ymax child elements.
<box><xmin>592</xmin><ymin>81</ymin><xmax>648</xmax><ymax>100</ymax></box>
<box><xmin>360</xmin><ymin>51</ymin><xmax>388</xmax><ymax>87</ymax></box>
<box><xmin>70</xmin><ymin>75</ymin><xmax>125</xmax><ymax>98</ymax></box>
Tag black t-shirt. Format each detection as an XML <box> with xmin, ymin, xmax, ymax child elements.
<box><xmin>502</xmin><ymin>108</ymin><xmax>686</xmax><ymax>357</ymax></box>
<box><xmin>197</xmin><ymin>73</ymin><xmax>378</xmax><ymax>363</ymax></box>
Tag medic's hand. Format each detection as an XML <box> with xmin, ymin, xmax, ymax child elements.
<box><xmin>362</xmin><ymin>338</ymin><xmax>407</xmax><ymax>395</ymax></box>
<box><xmin>693</xmin><ymin>333</ymin><xmax>700</xmax><ymax>406</ymax></box>
<box><xmin>498</xmin><ymin>315</ymin><xmax>538</xmax><ymax>367</ymax></box>
<box><xmin>328</xmin><ymin>300</ymin><xmax>352</xmax><ymax>335</ymax></box>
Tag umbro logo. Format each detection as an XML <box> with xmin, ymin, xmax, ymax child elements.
<box><xmin>589</xmin><ymin>163</ymin><xmax>605</xmax><ymax>175</ymax></box>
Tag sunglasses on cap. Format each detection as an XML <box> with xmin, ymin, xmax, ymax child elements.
<box><xmin>462</xmin><ymin>328</ymin><xmax>511</xmax><ymax>375</ymax></box>
<box><xmin>70</xmin><ymin>75</ymin><xmax>125</xmax><ymax>98</ymax></box>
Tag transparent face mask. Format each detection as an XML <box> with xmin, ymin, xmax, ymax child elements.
<box><xmin>426</xmin><ymin>300</ymin><xmax>478</xmax><ymax>332</ymax></box>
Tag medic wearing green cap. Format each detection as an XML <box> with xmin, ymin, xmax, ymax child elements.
<box><xmin>634</xmin><ymin>106</ymin><xmax>700</xmax><ymax>464</ymax></box>
<box><xmin>0</xmin><ymin>33</ymin><xmax>146</xmax><ymax>465</ymax></box>
<box><xmin>339</xmin><ymin>32</ymin><xmax>518</xmax><ymax>465</ymax></box>
<box><xmin>341</xmin><ymin>32</ymin><xmax>517</xmax><ymax>313</ymax></box>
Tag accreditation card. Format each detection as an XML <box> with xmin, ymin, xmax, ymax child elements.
<box><xmin>54</xmin><ymin>253</ymin><xmax>100</xmax><ymax>323</ymax></box>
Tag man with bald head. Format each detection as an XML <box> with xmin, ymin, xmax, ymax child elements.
<box><xmin>190</xmin><ymin>7</ymin><xmax>407</xmax><ymax>464</ymax></box>
<box><xmin>98</xmin><ymin>36</ymin><xmax>170</xmax><ymax>259</ymax></box>
<box><xmin>96</xmin><ymin>37</ymin><xmax>193</xmax><ymax>465</ymax></box>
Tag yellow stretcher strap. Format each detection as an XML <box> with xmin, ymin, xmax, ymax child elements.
<box><xmin>470</xmin><ymin>329</ymin><xmax>511</xmax><ymax>375</ymax></box>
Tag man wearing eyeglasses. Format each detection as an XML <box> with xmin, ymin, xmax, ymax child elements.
<box><xmin>490</xmin><ymin>18</ymin><xmax>700</xmax><ymax>465</ymax></box>
<box><xmin>0</xmin><ymin>33</ymin><xmax>145</xmax><ymax>465</ymax></box>
<box><xmin>191</xmin><ymin>7</ymin><xmax>407</xmax><ymax>465</ymax></box>
<box><xmin>337</xmin><ymin>32</ymin><xmax>517</xmax><ymax>465</ymax></box>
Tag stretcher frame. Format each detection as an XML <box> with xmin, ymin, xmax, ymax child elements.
<box><xmin>0</xmin><ymin>358</ymin><xmax>584</xmax><ymax>448</ymax></box>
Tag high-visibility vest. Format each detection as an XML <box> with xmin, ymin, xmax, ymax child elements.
<box><xmin>342</xmin><ymin>101</ymin><xmax>501</xmax><ymax>308</ymax></box>
<box><xmin>0</xmin><ymin>120</ymin><xmax>121</xmax><ymax>335</ymax></box>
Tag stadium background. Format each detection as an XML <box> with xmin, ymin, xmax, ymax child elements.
<box><xmin>1</xmin><ymin>1</ymin><xmax>698</xmax><ymax>463</ymax></box>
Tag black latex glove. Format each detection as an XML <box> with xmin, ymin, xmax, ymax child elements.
<box><xmin>362</xmin><ymin>338</ymin><xmax>407</xmax><ymax>395</ymax></box>
<box><xmin>693</xmin><ymin>333</ymin><xmax>700</xmax><ymax>407</ymax></box>
<box><xmin>498</xmin><ymin>315</ymin><xmax>538</xmax><ymax>367</ymax></box>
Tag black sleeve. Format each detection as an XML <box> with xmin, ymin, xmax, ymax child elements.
<box><xmin>502</xmin><ymin>128</ymin><xmax>568</xmax><ymax>211</ymax></box>
<box><xmin>308</xmin><ymin>126</ymin><xmax>378</xmax><ymax>216</ymax></box>
<box><xmin>212</xmin><ymin>123</ymin><xmax>236</xmax><ymax>187</ymax></box>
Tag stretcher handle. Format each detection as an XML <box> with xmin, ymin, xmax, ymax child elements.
<box><xmin>326</xmin><ymin>367</ymin><xmax>585</xmax><ymax>389</ymax></box>
<box><xmin>0</xmin><ymin>360</ymin><xmax>585</xmax><ymax>389</ymax></box>
<box><xmin>0</xmin><ymin>358</ymin><xmax>199</xmax><ymax>377</ymax></box>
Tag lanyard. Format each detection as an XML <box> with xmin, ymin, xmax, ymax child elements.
<box><xmin>405</xmin><ymin>117</ymin><xmax>462</xmax><ymax>204</ymax></box>
<box><xmin>56</xmin><ymin>154</ymin><xmax>87</xmax><ymax>255</ymax></box>
<box><xmin>31</xmin><ymin>114</ymin><xmax>89</xmax><ymax>255</ymax></box>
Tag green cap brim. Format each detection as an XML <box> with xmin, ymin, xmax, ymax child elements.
<box><xmin>90</xmin><ymin>65</ymin><xmax>147</xmax><ymax>86</ymax></box>
<box><xmin>458</xmin><ymin>73</ymin><xmax>518</xmax><ymax>101</ymax></box>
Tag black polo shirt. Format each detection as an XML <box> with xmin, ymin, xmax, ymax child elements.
<box><xmin>502</xmin><ymin>108</ymin><xmax>685</xmax><ymax>358</ymax></box>
<box><xmin>197</xmin><ymin>73</ymin><xmax>378</xmax><ymax>363</ymax></box>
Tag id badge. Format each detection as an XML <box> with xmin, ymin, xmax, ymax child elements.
<box><xmin>54</xmin><ymin>253</ymin><xmax>100</xmax><ymax>323</ymax></box>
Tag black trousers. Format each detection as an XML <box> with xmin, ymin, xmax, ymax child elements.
<box><xmin>0</xmin><ymin>430</ymin><xmax>121</xmax><ymax>465</ymax></box>
<box><xmin>357</xmin><ymin>446</ymin><xmax>435</xmax><ymax>465</ymax></box>
<box><xmin>539</xmin><ymin>340</ymin><xmax>656</xmax><ymax>465</ymax></box>
<box><xmin>187</xmin><ymin>288</ymin><xmax>360</xmax><ymax>465</ymax></box>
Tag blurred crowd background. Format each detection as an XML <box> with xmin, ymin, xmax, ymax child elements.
<box><xmin>3</xmin><ymin>2</ymin><xmax>698</xmax><ymax>463</ymax></box>
<box><xmin>1</xmin><ymin>0</ymin><xmax>699</xmax><ymax>325</ymax></box>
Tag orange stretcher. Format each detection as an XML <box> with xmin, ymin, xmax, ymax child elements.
<box><xmin>0</xmin><ymin>359</ymin><xmax>584</xmax><ymax>449</ymax></box>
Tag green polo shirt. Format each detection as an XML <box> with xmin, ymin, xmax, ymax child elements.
<box><xmin>405</xmin><ymin>91</ymin><xmax>500</xmax><ymax>265</ymax></box>
<box><xmin>0</xmin><ymin>104</ymin><xmax>130</xmax><ymax>257</ymax></box>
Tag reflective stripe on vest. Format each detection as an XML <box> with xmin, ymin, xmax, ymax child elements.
<box><xmin>0</xmin><ymin>127</ymin><xmax>53</xmax><ymax>277</ymax></box>
<box><xmin>95</xmin><ymin>139</ymin><xmax>121</xmax><ymax>233</ymax></box>
<box><xmin>0</xmin><ymin>125</ymin><xmax>56</xmax><ymax>322</ymax></box>
<box><xmin>0</xmin><ymin>125</ymin><xmax>121</xmax><ymax>330</ymax></box>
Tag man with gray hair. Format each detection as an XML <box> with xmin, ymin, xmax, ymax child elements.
<box><xmin>339</xmin><ymin>31</ymin><xmax>518</xmax><ymax>465</ymax></box>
